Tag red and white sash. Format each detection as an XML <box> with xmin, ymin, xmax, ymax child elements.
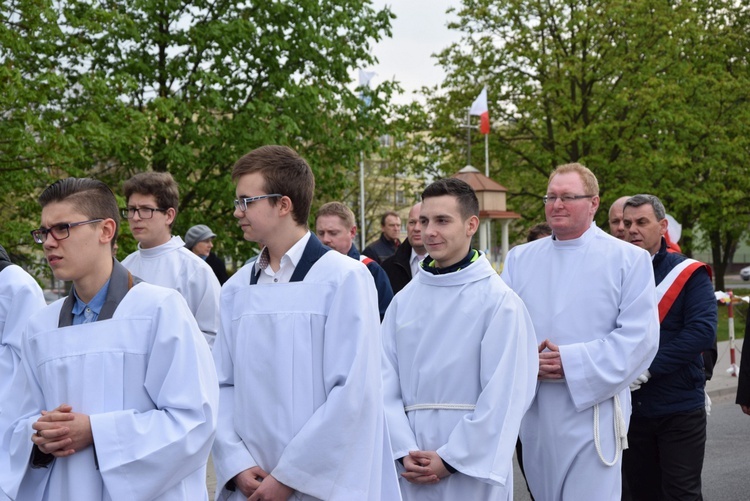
<box><xmin>655</xmin><ymin>259</ymin><xmax>709</xmax><ymax>322</ymax></box>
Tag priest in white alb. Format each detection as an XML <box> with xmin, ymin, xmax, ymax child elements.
<box><xmin>501</xmin><ymin>163</ymin><xmax>659</xmax><ymax>500</ymax></box>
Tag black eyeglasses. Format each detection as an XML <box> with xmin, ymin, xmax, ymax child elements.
<box><xmin>543</xmin><ymin>195</ymin><xmax>594</xmax><ymax>205</ymax></box>
<box><xmin>233</xmin><ymin>194</ymin><xmax>282</xmax><ymax>212</ymax></box>
<box><xmin>31</xmin><ymin>219</ymin><xmax>104</xmax><ymax>244</ymax></box>
<box><xmin>121</xmin><ymin>207</ymin><xmax>168</xmax><ymax>219</ymax></box>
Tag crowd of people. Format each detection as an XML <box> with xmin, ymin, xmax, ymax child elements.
<box><xmin>0</xmin><ymin>145</ymin><xmax>745</xmax><ymax>501</ymax></box>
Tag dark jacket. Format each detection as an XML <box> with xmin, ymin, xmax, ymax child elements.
<box><xmin>737</xmin><ymin>321</ymin><xmax>750</xmax><ymax>406</ymax></box>
<box><xmin>381</xmin><ymin>239</ymin><xmax>414</xmax><ymax>295</ymax></box>
<box><xmin>0</xmin><ymin>244</ymin><xmax>11</xmax><ymax>272</ymax></box>
<box><xmin>205</xmin><ymin>252</ymin><xmax>229</xmax><ymax>285</ymax></box>
<box><xmin>362</xmin><ymin>233</ymin><xmax>399</xmax><ymax>264</ymax></box>
<box><xmin>347</xmin><ymin>244</ymin><xmax>393</xmax><ymax>321</ymax></box>
<box><xmin>632</xmin><ymin>238</ymin><xmax>718</xmax><ymax>418</ymax></box>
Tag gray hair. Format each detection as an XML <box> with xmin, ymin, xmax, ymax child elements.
<box><xmin>623</xmin><ymin>194</ymin><xmax>666</xmax><ymax>221</ymax></box>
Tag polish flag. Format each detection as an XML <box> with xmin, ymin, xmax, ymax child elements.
<box><xmin>470</xmin><ymin>87</ymin><xmax>490</xmax><ymax>134</ymax></box>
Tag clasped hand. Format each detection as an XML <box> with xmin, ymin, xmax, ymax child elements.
<box><xmin>31</xmin><ymin>403</ymin><xmax>93</xmax><ymax>457</ymax></box>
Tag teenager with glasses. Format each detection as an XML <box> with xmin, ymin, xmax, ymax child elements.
<box><xmin>212</xmin><ymin>145</ymin><xmax>400</xmax><ymax>500</ymax></box>
<box><xmin>120</xmin><ymin>171</ymin><xmax>220</xmax><ymax>348</ymax></box>
<box><xmin>0</xmin><ymin>177</ymin><xmax>218</xmax><ymax>501</ymax></box>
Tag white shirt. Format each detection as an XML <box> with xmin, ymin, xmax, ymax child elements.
<box><xmin>409</xmin><ymin>249</ymin><xmax>426</xmax><ymax>278</ymax></box>
<box><xmin>256</xmin><ymin>231</ymin><xmax>311</xmax><ymax>284</ymax></box>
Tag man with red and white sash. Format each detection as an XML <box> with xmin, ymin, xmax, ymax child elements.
<box><xmin>622</xmin><ymin>194</ymin><xmax>717</xmax><ymax>501</ymax></box>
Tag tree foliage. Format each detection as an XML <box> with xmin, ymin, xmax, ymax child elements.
<box><xmin>1</xmin><ymin>0</ymin><xmax>397</xmax><ymax>271</ymax></box>
<box><xmin>407</xmin><ymin>0</ymin><xmax>750</xmax><ymax>288</ymax></box>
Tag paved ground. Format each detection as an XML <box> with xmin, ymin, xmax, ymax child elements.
<box><xmin>706</xmin><ymin>338</ymin><xmax>743</xmax><ymax>400</ymax></box>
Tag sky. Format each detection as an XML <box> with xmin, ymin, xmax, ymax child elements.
<box><xmin>366</xmin><ymin>1</ymin><xmax>462</xmax><ymax>104</ymax></box>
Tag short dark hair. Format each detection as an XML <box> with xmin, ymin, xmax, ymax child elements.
<box><xmin>527</xmin><ymin>222</ymin><xmax>552</xmax><ymax>242</ymax></box>
<box><xmin>232</xmin><ymin>145</ymin><xmax>314</xmax><ymax>226</ymax></box>
<box><xmin>380</xmin><ymin>211</ymin><xmax>399</xmax><ymax>227</ymax></box>
<box><xmin>623</xmin><ymin>194</ymin><xmax>666</xmax><ymax>220</ymax></box>
<box><xmin>123</xmin><ymin>172</ymin><xmax>179</xmax><ymax>210</ymax></box>
<box><xmin>38</xmin><ymin>178</ymin><xmax>120</xmax><ymax>249</ymax></box>
<box><xmin>421</xmin><ymin>178</ymin><xmax>479</xmax><ymax>220</ymax></box>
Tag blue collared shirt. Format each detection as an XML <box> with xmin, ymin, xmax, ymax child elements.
<box><xmin>71</xmin><ymin>280</ymin><xmax>111</xmax><ymax>325</ymax></box>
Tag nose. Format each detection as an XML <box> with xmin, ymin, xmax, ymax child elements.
<box><xmin>131</xmin><ymin>211</ymin><xmax>142</xmax><ymax>222</ymax></box>
<box><xmin>233</xmin><ymin>206</ymin><xmax>244</xmax><ymax>219</ymax></box>
<box><xmin>43</xmin><ymin>234</ymin><xmax>58</xmax><ymax>250</ymax></box>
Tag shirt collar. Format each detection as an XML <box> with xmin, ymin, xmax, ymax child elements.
<box><xmin>255</xmin><ymin>231</ymin><xmax>311</xmax><ymax>274</ymax></box>
<box><xmin>72</xmin><ymin>279</ymin><xmax>111</xmax><ymax>317</ymax></box>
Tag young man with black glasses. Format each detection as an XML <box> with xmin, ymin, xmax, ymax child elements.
<box><xmin>121</xmin><ymin>171</ymin><xmax>220</xmax><ymax>348</ymax></box>
<box><xmin>0</xmin><ymin>178</ymin><xmax>218</xmax><ymax>500</ymax></box>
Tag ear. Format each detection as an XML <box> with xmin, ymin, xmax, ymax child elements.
<box><xmin>350</xmin><ymin>225</ymin><xmax>358</xmax><ymax>240</ymax></box>
<box><xmin>659</xmin><ymin>218</ymin><xmax>668</xmax><ymax>237</ymax></box>
<box><xmin>277</xmin><ymin>195</ymin><xmax>294</xmax><ymax>217</ymax></box>
<box><xmin>164</xmin><ymin>207</ymin><xmax>176</xmax><ymax>227</ymax></box>
<box><xmin>466</xmin><ymin>215</ymin><xmax>480</xmax><ymax>237</ymax></box>
<box><xmin>100</xmin><ymin>218</ymin><xmax>117</xmax><ymax>246</ymax></box>
<box><xmin>590</xmin><ymin>195</ymin><xmax>601</xmax><ymax>215</ymax></box>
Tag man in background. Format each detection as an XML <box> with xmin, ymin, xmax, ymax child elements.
<box><xmin>315</xmin><ymin>202</ymin><xmax>393</xmax><ymax>320</ymax></box>
<box><xmin>382</xmin><ymin>202</ymin><xmax>427</xmax><ymax>295</ymax></box>
<box><xmin>363</xmin><ymin>211</ymin><xmax>401</xmax><ymax>264</ymax></box>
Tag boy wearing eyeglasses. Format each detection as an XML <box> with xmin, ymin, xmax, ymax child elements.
<box><xmin>211</xmin><ymin>145</ymin><xmax>400</xmax><ymax>501</ymax></box>
<box><xmin>120</xmin><ymin>171</ymin><xmax>221</xmax><ymax>348</ymax></box>
<box><xmin>0</xmin><ymin>178</ymin><xmax>218</xmax><ymax>500</ymax></box>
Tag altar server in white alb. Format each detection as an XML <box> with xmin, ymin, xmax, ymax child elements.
<box><xmin>0</xmin><ymin>244</ymin><xmax>47</xmax><ymax>501</ymax></box>
<box><xmin>121</xmin><ymin>171</ymin><xmax>221</xmax><ymax>347</ymax></box>
<box><xmin>381</xmin><ymin>178</ymin><xmax>538</xmax><ymax>500</ymax></box>
<box><xmin>0</xmin><ymin>178</ymin><xmax>219</xmax><ymax>501</ymax></box>
<box><xmin>501</xmin><ymin>163</ymin><xmax>660</xmax><ymax>500</ymax></box>
<box><xmin>212</xmin><ymin>145</ymin><xmax>401</xmax><ymax>501</ymax></box>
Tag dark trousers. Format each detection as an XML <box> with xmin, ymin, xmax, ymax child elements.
<box><xmin>623</xmin><ymin>408</ymin><xmax>706</xmax><ymax>501</ymax></box>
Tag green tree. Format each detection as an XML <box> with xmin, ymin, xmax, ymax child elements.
<box><xmin>406</xmin><ymin>0</ymin><xmax>750</xmax><ymax>288</ymax></box>
<box><xmin>1</xmin><ymin>0</ymin><xmax>397</xmax><ymax>271</ymax></box>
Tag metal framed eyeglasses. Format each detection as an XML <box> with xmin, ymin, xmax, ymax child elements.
<box><xmin>233</xmin><ymin>194</ymin><xmax>282</xmax><ymax>212</ymax></box>
<box><xmin>121</xmin><ymin>207</ymin><xmax>168</xmax><ymax>219</ymax></box>
<box><xmin>542</xmin><ymin>195</ymin><xmax>594</xmax><ymax>205</ymax></box>
<box><xmin>31</xmin><ymin>219</ymin><xmax>104</xmax><ymax>244</ymax></box>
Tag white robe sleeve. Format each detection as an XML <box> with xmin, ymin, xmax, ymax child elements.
<box><xmin>381</xmin><ymin>301</ymin><xmax>420</xmax><ymax>459</ymax></box>
<box><xmin>0</xmin><ymin>268</ymin><xmax>47</xmax><ymax>500</ymax></box>
<box><xmin>436</xmin><ymin>291</ymin><xmax>538</xmax><ymax>486</ymax></box>
<box><xmin>87</xmin><ymin>290</ymin><xmax>219</xmax><ymax>500</ymax></box>
<box><xmin>185</xmin><ymin>263</ymin><xmax>221</xmax><ymax>348</ymax></box>
<box><xmin>559</xmin><ymin>250</ymin><xmax>660</xmax><ymax>410</ymax></box>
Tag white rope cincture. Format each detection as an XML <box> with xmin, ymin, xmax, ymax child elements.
<box><xmin>593</xmin><ymin>393</ymin><xmax>628</xmax><ymax>467</ymax></box>
<box><xmin>404</xmin><ymin>403</ymin><xmax>476</xmax><ymax>413</ymax></box>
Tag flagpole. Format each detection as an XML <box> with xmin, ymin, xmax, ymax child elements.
<box><xmin>484</xmin><ymin>134</ymin><xmax>490</xmax><ymax>177</ymax></box>
<box><xmin>466</xmin><ymin>108</ymin><xmax>471</xmax><ymax>165</ymax></box>
<box><xmin>359</xmin><ymin>148</ymin><xmax>365</xmax><ymax>250</ymax></box>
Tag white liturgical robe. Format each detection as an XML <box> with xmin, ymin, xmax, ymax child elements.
<box><xmin>212</xmin><ymin>247</ymin><xmax>401</xmax><ymax>501</ymax></box>
<box><xmin>501</xmin><ymin>223</ymin><xmax>659</xmax><ymax>500</ymax></box>
<box><xmin>0</xmin><ymin>265</ymin><xmax>46</xmax><ymax>501</ymax></box>
<box><xmin>0</xmin><ymin>280</ymin><xmax>219</xmax><ymax>501</ymax></box>
<box><xmin>122</xmin><ymin>235</ymin><xmax>220</xmax><ymax>347</ymax></box>
<box><xmin>381</xmin><ymin>253</ymin><xmax>538</xmax><ymax>500</ymax></box>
